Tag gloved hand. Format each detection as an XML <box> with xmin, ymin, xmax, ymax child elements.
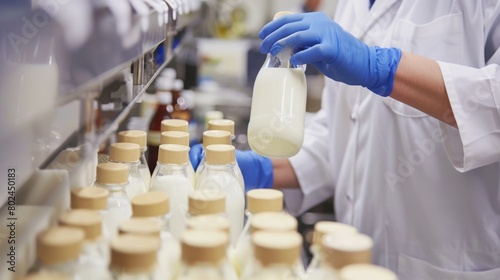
<box><xmin>189</xmin><ymin>144</ymin><xmax>274</xmax><ymax>190</ymax></box>
<box><xmin>259</xmin><ymin>12</ymin><xmax>402</xmax><ymax>97</ymax></box>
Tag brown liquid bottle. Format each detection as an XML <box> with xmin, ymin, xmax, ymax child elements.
<box><xmin>147</xmin><ymin>92</ymin><xmax>173</xmax><ymax>173</ymax></box>
<box><xmin>171</xmin><ymin>79</ymin><xmax>192</xmax><ymax>122</ymax></box>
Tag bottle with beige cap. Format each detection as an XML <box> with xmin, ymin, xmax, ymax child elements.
<box><xmin>306</xmin><ymin>233</ymin><xmax>373</xmax><ymax>280</ymax></box>
<box><xmin>242</xmin><ymin>231</ymin><xmax>303</xmax><ymax>280</ymax></box>
<box><xmin>161</xmin><ymin>130</ymin><xmax>195</xmax><ymax>185</ymax></box>
<box><xmin>232</xmin><ymin>189</ymin><xmax>284</xmax><ymax>275</ymax></box>
<box><xmin>306</xmin><ymin>221</ymin><xmax>358</xmax><ymax>276</ymax></box>
<box><xmin>109</xmin><ymin>142</ymin><xmax>147</xmax><ymax>199</ymax></box>
<box><xmin>197</xmin><ymin>144</ymin><xmax>245</xmax><ymax>247</ymax></box>
<box><xmin>70</xmin><ymin>187</ymin><xmax>109</xmax><ymax>238</ymax></box>
<box><xmin>58</xmin><ymin>210</ymin><xmax>111</xmax><ymax>278</ymax></box>
<box><xmin>339</xmin><ymin>264</ymin><xmax>398</xmax><ymax>280</ymax></box>
<box><xmin>150</xmin><ymin>144</ymin><xmax>193</xmax><ymax>239</ymax></box>
<box><xmin>161</xmin><ymin>119</ymin><xmax>189</xmax><ymax>133</ymax></box>
<box><xmin>109</xmin><ymin>234</ymin><xmax>161</xmax><ymax>279</ymax></box>
<box><xmin>232</xmin><ymin>211</ymin><xmax>297</xmax><ymax>277</ymax></box>
<box><xmin>130</xmin><ymin>191</ymin><xmax>180</xmax><ymax>279</ymax></box>
<box><xmin>193</xmin><ymin>130</ymin><xmax>232</xmax><ymax>189</ymax></box>
<box><xmin>91</xmin><ymin>162</ymin><xmax>133</xmax><ymax>237</ymax></box>
<box><xmin>177</xmin><ymin>230</ymin><xmax>237</xmax><ymax>280</ymax></box>
<box><xmin>118</xmin><ymin>130</ymin><xmax>151</xmax><ymax>189</ymax></box>
<box><xmin>207</xmin><ymin>119</ymin><xmax>245</xmax><ymax>190</ymax></box>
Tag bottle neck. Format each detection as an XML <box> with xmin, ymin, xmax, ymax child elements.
<box><xmin>95</xmin><ymin>182</ymin><xmax>128</xmax><ymax>193</ymax></box>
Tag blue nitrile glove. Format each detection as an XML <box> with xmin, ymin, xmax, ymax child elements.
<box><xmin>189</xmin><ymin>144</ymin><xmax>274</xmax><ymax>190</ymax></box>
<box><xmin>259</xmin><ymin>12</ymin><xmax>402</xmax><ymax>97</ymax></box>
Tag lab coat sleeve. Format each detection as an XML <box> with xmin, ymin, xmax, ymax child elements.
<box><xmin>285</xmin><ymin>85</ymin><xmax>335</xmax><ymax>216</ymax></box>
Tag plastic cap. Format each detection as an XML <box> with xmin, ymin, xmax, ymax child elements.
<box><xmin>118</xmin><ymin>218</ymin><xmax>162</xmax><ymax>237</ymax></box>
<box><xmin>205</xmin><ymin>110</ymin><xmax>223</xmax><ymax>120</ymax></box>
<box><xmin>36</xmin><ymin>227</ymin><xmax>84</xmax><ymax>265</ymax></box>
<box><xmin>252</xmin><ymin>231</ymin><xmax>302</xmax><ymax>267</ymax></box>
<box><xmin>323</xmin><ymin>233</ymin><xmax>373</xmax><ymax>270</ymax></box>
<box><xmin>174</xmin><ymin>79</ymin><xmax>184</xmax><ymax>91</ymax></box>
<box><xmin>202</xmin><ymin>130</ymin><xmax>231</xmax><ymax>148</ymax></box>
<box><xmin>118</xmin><ymin>130</ymin><xmax>147</xmax><ymax>148</ymax></box>
<box><xmin>156</xmin><ymin>77</ymin><xmax>174</xmax><ymax>91</ymax></box>
<box><xmin>161</xmin><ymin>119</ymin><xmax>189</xmax><ymax>132</ymax></box>
<box><xmin>157</xmin><ymin>92</ymin><xmax>172</xmax><ymax>104</ymax></box>
<box><xmin>160</xmin><ymin>68</ymin><xmax>176</xmax><ymax>79</ymax></box>
<box><xmin>340</xmin><ymin>264</ymin><xmax>398</xmax><ymax>280</ymax></box>
<box><xmin>181</xmin><ymin>230</ymin><xmax>228</xmax><ymax>265</ymax></box>
<box><xmin>186</xmin><ymin>215</ymin><xmax>230</xmax><ymax>235</ymax></box>
<box><xmin>205</xmin><ymin>144</ymin><xmax>235</xmax><ymax>165</ymax></box>
<box><xmin>273</xmin><ymin>11</ymin><xmax>294</xmax><ymax>20</ymax></box>
<box><xmin>110</xmin><ymin>234</ymin><xmax>160</xmax><ymax>273</ymax></box>
<box><xmin>250</xmin><ymin>212</ymin><xmax>297</xmax><ymax>233</ymax></box>
<box><xmin>58</xmin><ymin>210</ymin><xmax>103</xmax><ymax>240</ymax></box>
<box><xmin>161</xmin><ymin>131</ymin><xmax>190</xmax><ymax>146</ymax></box>
<box><xmin>158</xmin><ymin>144</ymin><xmax>189</xmax><ymax>164</ymax></box>
<box><xmin>246</xmin><ymin>189</ymin><xmax>283</xmax><ymax>213</ymax></box>
<box><xmin>208</xmin><ymin>119</ymin><xmax>235</xmax><ymax>135</ymax></box>
<box><xmin>132</xmin><ymin>191</ymin><xmax>169</xmax><ymax>217</ymax></box>
<box><xmin>70</xmin><ymin>187</ymin><xmax>108</xmax><ymax>210</ymax></box>
<box><xmin>23</xmin><ymin>272</ymin><xmax>68</xmax><ymax>280</ymax></box>
<box><xmin>96</xmin><ymin>162</ymin><xmax>129</xmax><ymax>185</ymax></box>
<box><xmin>188</xmin><ymin>190</ymin><xmax>226</xmax><ymax>216</ymax></box>
<box><xmin>313</xmin><ymin>222</ymin><xmax>357</xmax><ymax>247</ymax></box>
<box><xmin>109</xmin><ymin>142</ymin><xmax>140</xmax><ymax>163</ymax></box>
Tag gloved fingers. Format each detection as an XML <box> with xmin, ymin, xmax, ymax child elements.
<box><xmin>188</xmin><ymin>144</ymin><xmax>204</xmax><ymax>170</ymax></box>
<box><xmin>260</xmin><ymin>21</ymin><xmax>310</xmax><ymax>54</ymax></box>
<box><xmin>290</xmin><ymin>44</ymin><xmax>329</xmax><ymax>66</ymax></box>
<box><xmin>258</xmin><ymin>13</ymin><xmax>305</xmax><ymax>39</ymax></box>
<box><xmin>269</xmin><ymin>30</ymin><xmax>322</xmax><ymax>56</ymax></box>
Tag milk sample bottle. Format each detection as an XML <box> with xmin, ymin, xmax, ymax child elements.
<box><xmin>194</xmin><ymin>130</ymin><xmax>231</xmax><ymax>189</ymax></box>
<box><xmin>161</xmin><ymin>130</ymin><xmax>195</xmax><ymax>185</ymax></box>
<box><xmin>339</xmin><ymin>264</ymin><xmax>398</xmax><ymax>280</ymax></box>
<box><xmin>109</xmin><ymin>142</ymin><xmax>148</xmax><ymax>199</ymax></box>
<box><xmin>109</xmin><ymin>234</ymin><xmax>160</xmax><ymax>279</ymax></box>
<box><xmin>118</xmin><ymin>130</ymin><xmax>151</xmax><ymax>189</ymax></box>
<box><xmin>247</xmin><ymin>12</ymin><xmax>307</xmax><ymax>158</ymax></box>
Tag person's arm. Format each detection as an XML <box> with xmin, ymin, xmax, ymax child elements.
<box><xmin>271</xmin><ymin>159</ymin><xmax>300</xmax><ymax>189</ymax></box>
<box><xmin>391</xmin><ymin>52</ymin><xmax>457</xmax><ymax>127</ymax></box>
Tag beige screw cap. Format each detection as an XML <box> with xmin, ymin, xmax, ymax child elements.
<box><xmin>202</xmin><ymin>130</ymin><xmax>231</xmax><ymax>148</ymax></box>
<box><xmin>323</xmin><ymin>233</ymin><xmax>373</xmax><ymax>270</ymax></box>
<box><xmin>36</xmin><ymin>226</ymin><xmax>84</xmax><ymax>266</ymax></box>
<box><xmin>188</xmin><ymin>190</ymin><xmax>226</xmax><ymax>216</ymax></box>
<box><xmin>58</xmin><ymin>209</ymin><xmax>103</xmax><ymax>240</ymax></box>
<box><xmin>23</xmin><ymin>272</ymin><xmax>68</xmax><ymax>280</ymax></box>
<box><xmin>110</xmin><ymin>234</ymin><xmax>160</xmax><ymax>273</ymax></box>
<box><xmin>161</xmin><ymin>131</ymin><xmax>190</xmax><ymax>146</ymax></box>
<box><xmin>274</xmin><ymin>11</ymin><xmax>294</xmax><ymax>20</ymax></box>
<box><xmin>70</xmin><ymin>187</ymin><xmax>108</xmax><ymax>210</ymax></box>
<box><xmin>340</xmin><ymin>264</ymin><xmax>398</xmax><ymax>280</ymax></box>
<box><xmin>158</xmin><ymin>144</ymin><xmax>189</xmax><ymax>164</ymax></box>
<box><xmin>119</xmin><ymin>218</ymin><xmax>162</xmax><ymax>237</ymax></box>
<box><xmin>109</xmin><ymin>142</ymin><xmax>140</xmax><ymax>163</ymax></box>
<box><xmin>205</xmin><ymin>144</ymin><xmax>235</xmax><ymax>165</ymax></box>
<box><xmin>252</xmin><ymin>231</ymin><xmax>302</xmax><ymax>267</ymax></box>
<box><xmin>250</xmin><ymin>212</ymin><xmax>298</xmax><ymax>233</ymax></box>
<box><xmin>118</xmin><ymin>130</ymin><xmax>147</xmax><ymax>148</ymax></box>
<box><xmin>247</xmin><ymin>189</ymin><xmax>284</xmax><ymax>213</ymax></box>
<box><xmin>313</xmin><ymin>221</ymin><xmax>357</xmax><ymax>247</ymax></box>
<box><xmin>181</xmin><ymin>230</ymin><xmax>228</xmax><ymax>265</ymax></box>
<box><xmin>132</xmin><ymin>191</ymin><xmax>169</xmax><ymax>217</ymax></box>
<box><xmin>208</xmin><ymin>119</ymin><xmax>235</xmax><ymax>136</ymax></box>
<box><xmin>186</xmin><ymin>215</ymin><xmax>230</xmax><ymax>235</ymax></box>
<box><xmin>161</xmin><ymin>119</ymin><xmax>189</xmax><ymax>132</ymax></box>
<box><xmin>96</xmin><ymin>162</ymin><xmax>128</xmax><ymax>185</ymax></box>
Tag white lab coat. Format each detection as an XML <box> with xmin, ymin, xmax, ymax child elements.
<box><xmin>287</xmin><ymin>0</ymin><xmax>500</xmax><ymax>279</ymax></box>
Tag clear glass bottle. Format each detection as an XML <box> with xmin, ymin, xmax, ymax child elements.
<box><xmin>70</xmin><ymin>187</ymin><xmax>110</xmax><ymax>240</ymax></box>
<box><xmin>233</xmin><ymin>190</ymin><xmax>285</xmax><ymax>276</ymax></box>
<box><xmin>242</xmin><ymin>231</ymin><xmax>303</xmax><ymax>280</ymax></box>
<box><xmin>150</xmin><ymin>144</ymin><xmax>193</xmax><ymax>239</ymax></box>
<box><xmin>109</xmin><ymin>234</ymin><xmax>160</xmax><ymax>280</ymax></box>
<box><xmin>148</xmin><ymin>92</ymin><xmax>173</xmax><ymax>173</ymax></box>
<box><xmin>247</xmin><ymin>12</ymin><xmax>307</xmax><ymax>159</ymax></box>
<box><xmin>197</xmin><ymin>145</ymin><xmax>245</xmax><ymax>247</ymax></box>
<box><xmin>58</xmin><ymin>210</ymin><xmax>111</xmax><ymax>279</ymax></box>
<box><xmin>92</xmin><ymin>162</ymin><xmax>133</xmax><ymax>238</ymax></box>
<box><xmin>307</xmin><ymin>233</ymin><xmax>373</xmax><ymax>280</ymax></box>
<box><xmin>130</xmin><ymin>191</ymin><xmax>181</xmax><ymax>279</ymax></box>
<box><xmin>177</xmin><ymin>230</ymin><xmax>237</xmax><ymax>280</ymax></box>
<box><xmin>207</xmin><ymin>119</ymin><xmax>244</xmax><ymax>191</ymax></box>
<box><xmin>339</xmin><ymin>264</ymin><xmax>398</xmax><ymax>280</ymax></box>
<box><xmin>109</xmin><ymin>142</ymin><xmax>148</xmax><ymax>199</ymax></box>
<box><xmin>306</xmin><ymin>222</ymin><xmax>358</xmax><ymax>277</ymax></box>
<box><xmin>118</xmin><ymin>130</ymin><xmax>151</xmax><ymax>190</ymax></box>
<box><xmin>160</xmin><ymin>130</ymin><xmax>195</xmax><ymax>185</ymax></box>
<box><xmin>194</xmin><ymin>130</ymin><xmax>231</xmax><ymax>189</ymax></box>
